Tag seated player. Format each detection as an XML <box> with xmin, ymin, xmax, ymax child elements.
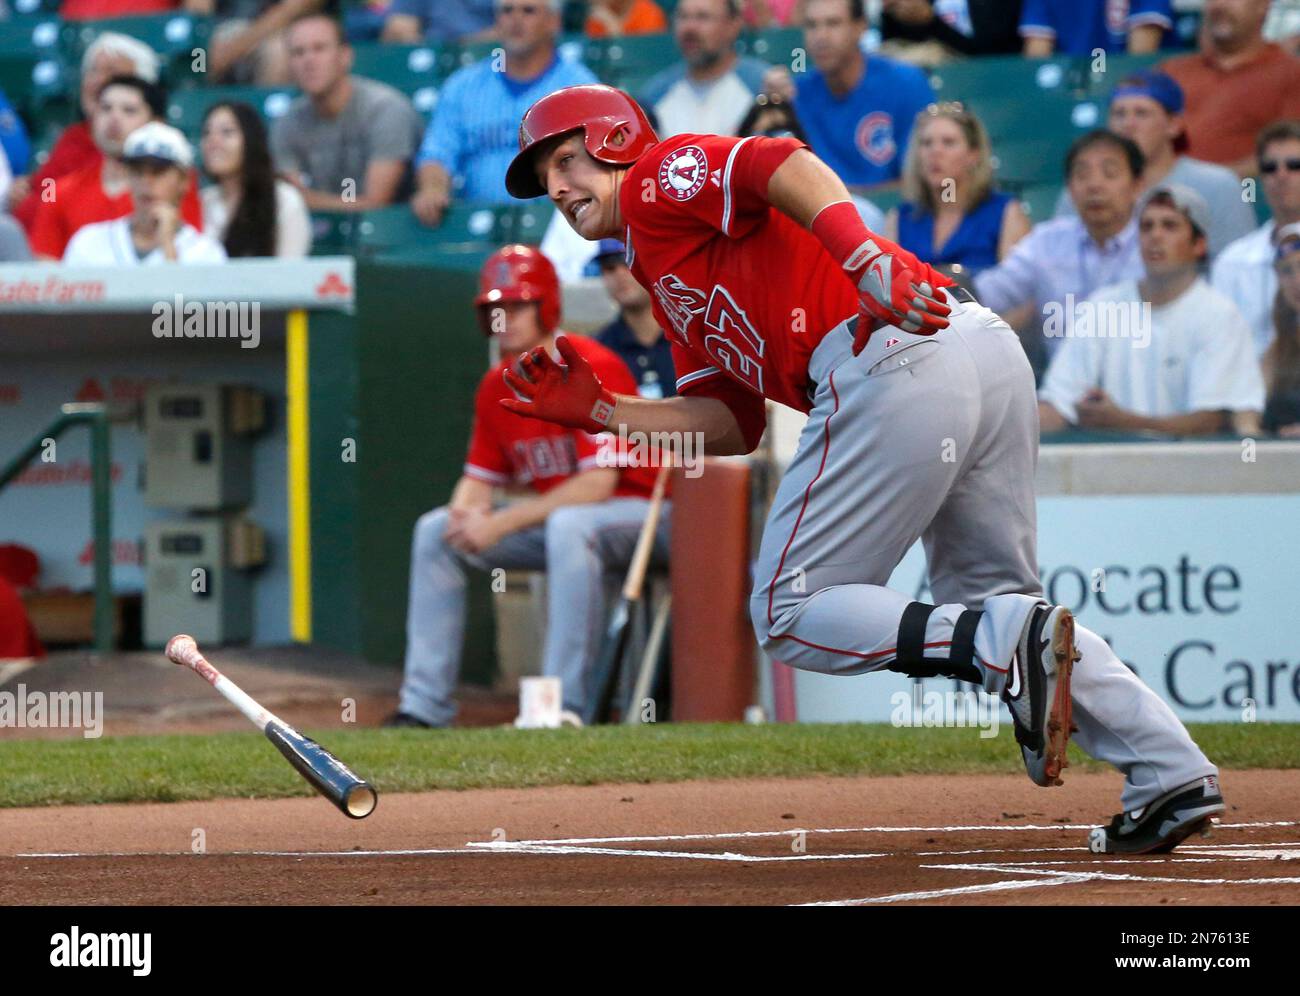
<box><xmin>1038</xmin><ymin>184</ymin><xmax>1263</xmax><ymax>437</ymax></box>
<box><xmin>387</xmin><ymin>245</ymin><xmax>669</xmax><ymax>728</ymax></box>
<box><xmin>501</xmin><ymin>83</ymin><xmax>1225</xmax><ymax>855</ymax></box>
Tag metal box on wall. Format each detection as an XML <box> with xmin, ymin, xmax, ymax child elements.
<box><xmin>143</xmin><ymin>517</ymin><xmax>263</xmax><ymax>647</ymax></box>
<box><xmin>144</xmin><ymin>384</ymin><xmax>263</xmax><ymax>510</ymax></box>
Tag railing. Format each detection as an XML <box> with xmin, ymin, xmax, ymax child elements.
<box><xmin>0</xmin><ymin>402</ymin><xmax>113</xmax><ymax>652</ymax></box>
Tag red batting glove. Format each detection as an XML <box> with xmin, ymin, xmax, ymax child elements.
<box><xmin>810</xmin><ymin>201</ymin><xmax>954</xmax><ymax>353</ymax></box>
<box><xmin>500</xmin><ymin>335</ymin><xmax>617</xmax><ymax>433</ymax></box>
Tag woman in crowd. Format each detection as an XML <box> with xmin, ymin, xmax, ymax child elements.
<box><xmin>199</xmin><ymin>101</ymin><xmax>311</xmax><ymax>257</ymax></box>
<box><xmin>1263</xmin><ymin>223</ymin><xmax>1300</xmax><ymax>436</ymax></box>
<box><xmin>885</xmin><ymin>102</ymin><xmax>1029</xmax><ymax>278</ymax></box>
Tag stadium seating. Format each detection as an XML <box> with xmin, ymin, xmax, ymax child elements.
<box><xmin>349</xmin><ymin>42</ymin><xmax>443</xmax><ymax>114</ymax></box>
<box><xmin>1</xmin><ymin>18</ymin><xmax>1128</xmax><ymax>262</ymax></box>
<box><xmin>62</xmin><ymin>13</ymin><xmax>213</xmax><ymax>88</ymax></box>
<box><xmin>349</xmin><ymin>201</ymin><xmax>556</xmax><ymax>259</ymax></box>
<box><xmin>167</xmin><ymin>85</ymin><xmax>297</xmax><ymax>141</ymax></box>
<box><xmin>586</xmin><ymin>31</ymin><xmax>679</xmax><ymax>93</ymax></box>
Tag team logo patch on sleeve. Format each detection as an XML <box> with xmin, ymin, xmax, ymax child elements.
<box><xmin>659</xmin><ymin>146</ymin><xmax>708</xmax><ymax>201</ymax></box>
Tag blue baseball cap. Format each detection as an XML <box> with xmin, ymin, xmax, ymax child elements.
<box><xmin>1110</xmin><ymin>70</ymin><xmax>1185</xmax><ymax>115</ymax></box>
<box><xmin>594</xmin><ymin>238</ymin><xmax>626</xmax><ymax>261</ymax></box>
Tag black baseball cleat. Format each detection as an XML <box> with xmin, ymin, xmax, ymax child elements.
<box><xmin>382</xmin><ymin>712</ymin><xmax>435</xmax><ymax>729</ymax></box>
<box><xmin>1003</xmin><ymin>603</ymin><xmax>1079</xmax><ymax>787</ymax></box>
<box><xmin>1089</xmin><ymin>775</ymin><xmax>1226</xmax><ymax>855</ymax></box>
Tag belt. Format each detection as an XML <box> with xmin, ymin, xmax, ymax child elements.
<box><xmin>844</xmin><ymin>284</ymin><xmax>977</xmax><ymax>341</ymax></box>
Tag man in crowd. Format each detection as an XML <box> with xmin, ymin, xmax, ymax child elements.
<box><xmin>1053</xmin><ymin>71</ymin><xmax>1255</xmax><ymax>260</ymax></box>
<box><xmin>388</xmin><ymin>245</ymin><xmax>667</xmax><ymax>728</ymax></box>
<box><xmin>766</xmin><ymin>0</ymin><xmax>934</xmax><ymax>188</ymax></box>
<box><xmin>639</xmin><ymin>0</ymin><xmax>768</xmax><ymax>138</ymax></box>
<box><xmin>382</xmin><ymin>0</ymin><xmax>497</xmax><ymax>44</ymax></box>
<box><xmin>1020</xmin><ymin>0</ymin><xmax>1171</xmax><ymax>55</ymax></box>
<box><xmin>63</xmin><ymin>123</ymin><xmax>227</xmax><ymax>265</ymax></box>
<box><xmin>9</xmin><ymin>32</ymin><xmax>161</xmax><ymax>230</ymax></box>
<box><xmin>1161</xmin><ymin>0</ymin><xmax>1300</xmax><ymax>176</ymax></box>
<box><xmin>976</xmin><ymin>130</ymin><xmax>1145</xmax><ymax>374</ymax></box>
<box><xmin>594</xmin><ymin>239</ymin><xmax>676</xmax><ymax>399</ymax></box>
<box><xmin>29</xmin><ymin>75</ymin><xmax>205</xmax><ymax>260</ymax></box>
<box><xmin>1038</xmin><ymin>184</ymin><xmax>1263</xmax><ymax>437</ymax></box>
<box><xmin>272</xmin><ymin>12</ymin><xmax>424</xmax><ymax>212</ymax></box>
<box><xmin>1212</xmin><ymin>120</ymin><xmax>1300</xmax><ymax>356</ymax></box>
<box><xmin>880</xmin><ymin>0</ymin><xmax>1022</xmax><ymax>55</ymax></box>
<box><xmin>410</xmin><ymin>0</ymin><xmax>596</xmax><ymax>225</ymax></box>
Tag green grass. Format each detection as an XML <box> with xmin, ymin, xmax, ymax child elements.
<box><xmin>0</xmin><ymin>722</ymin><xmax>1294</xmax><ymax>809</ymax></box>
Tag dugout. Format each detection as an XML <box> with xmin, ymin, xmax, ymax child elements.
<box><xmin>0</xmin><ymin>255</ymin><xmax>639</xmax><ymax>691</ymax></box>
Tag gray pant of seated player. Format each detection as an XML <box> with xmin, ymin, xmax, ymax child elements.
<box><xmin>749</xmin><ymin>301</ymin><xmax>1216</xmax><ymax>811</ymax></box>
<box><xmin>399</xmin><ymin>498</ymin><xmax>671</xmax><ymax>726</ymax></box>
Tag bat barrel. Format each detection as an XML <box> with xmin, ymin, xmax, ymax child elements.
<box><xmin>265</xmin><ymin>722</ymin><xmax>378</xmax><ymax>820</ymax></box>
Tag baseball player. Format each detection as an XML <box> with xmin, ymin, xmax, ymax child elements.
<box><xmin>388</xmin><ymin>244</ymin><xmax>669</xmax><ymax>728</ymax></box>
<box><xmin>498</xmin><ymin>84</ymin><xmax>1225</xmax><ymax>854</ymax></box>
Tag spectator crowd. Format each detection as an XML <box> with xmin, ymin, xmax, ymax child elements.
<box><xmin>1</xmin><ymin>0</ymin><xmax>1299</xmax><ymax>436</ymax></box>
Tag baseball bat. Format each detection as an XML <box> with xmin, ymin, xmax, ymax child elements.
<box><xmin>584</xmin><ymin>462</ymin><xmax>672</xmax><ymax>725</ymax></box>
<box><xmin>165</xmin><ymin>634</ymin><xmax>377</xmax><ymax>819</ymax></box>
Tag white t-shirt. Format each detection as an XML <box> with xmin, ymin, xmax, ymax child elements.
<box><xmin>200</xmin><ymin>179</ymin><xmax>312</xmax><ymax>258</ymax></box>
<box><xmin>1039</xmin><ymin>277</ymin><xmax>1265</xmax><ymax>423</ymax></box>
<box><xmin>63</xmin><ymin>217</ymin><xmax>228</xmax><ymax>265</ymax></box>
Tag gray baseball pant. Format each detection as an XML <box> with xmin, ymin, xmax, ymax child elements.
<box><xmin>750</xmin><ymin>298</ymin><xmax>1216</xmax><ymax>811</ymax></box>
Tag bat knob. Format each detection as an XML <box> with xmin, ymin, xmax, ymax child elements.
<box><xmin>165</xmin><ymin>633</ymin><xmax>197</xmax><ymax>664</ymax></box>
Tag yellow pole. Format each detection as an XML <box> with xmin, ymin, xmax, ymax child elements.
<box><xmin>287</xmin><ymin>309</ymin><xmax>312</xmax><ymax>642</ymax></box>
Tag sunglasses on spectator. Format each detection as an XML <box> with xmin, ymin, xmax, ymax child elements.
<box><xmin>499</xmin><ymin>3</ymin><xmax>543</xmax><ymax>14</ymax></box>
<box><xmin>1261</xmin><ymin>158</ymin><xmax>1300</xmax><ymax>174</ymax></box>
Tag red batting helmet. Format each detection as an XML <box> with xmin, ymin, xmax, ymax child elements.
<box><xmin>505</xmin><ymin>84</ymin><xmax>659</xmax><ymax>199</ymax></box>
<box><xmin>475</xmin><ymin>244</ymin><xmax>561</xmax><ymax>335</ymax></box>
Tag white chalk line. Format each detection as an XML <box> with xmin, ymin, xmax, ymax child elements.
<box><xmin>478</xmin><ymin>819</ymin><xmax>1297</xmax><ymax>848</ymax></box>
<box><xmin>921</xmin><ymin>861</ymin><xmax>1300</xmax><ymax>887</ymax></box>
<box><xmin>14</xmin><ymin>820</ymin><xmax>1297</xmax><ymax>873</ymax></box>
<box><xmin>799</xmin><ymin>874</ymin><xmax>1091</xmax><ymax>906</ymax></box>
<box><xmin>468</xmin><ymin>843</ymin><xmax>892</xmax><ymax>862</ymax></box>
<box><xmin>477</xmin><ymin>823</ymin><xmax>1096</xmax><ymax>847</ymax></box>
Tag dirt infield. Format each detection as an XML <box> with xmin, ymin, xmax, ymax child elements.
<box><xmin>2</xmin><ymin>769</ymin><xmax>1298</xmax><ymax>905</ymax></box>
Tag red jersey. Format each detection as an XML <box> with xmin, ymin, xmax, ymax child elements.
<box><xmin>620</xmin><ymin>134</ymin><xmax>859</xmax><ymax>419</ymax></box>
<box><xmin>30</xmin><ymin>160</ymin><xmax>206</xmax><ymax>259</ymax></box>
<box><xmin>466</xmin><ymin>334</ymin><xmax>656</xmax><ymax>498</ymax></box>
<box><xmin>12</xmin><ymin>121</ymin><xmax>98</xmax><ymax>232</ymax></box>
<box><xmin>61</xmin><ymin>0</ymin><xmax>177</xmax><ymax>20</ymax></box>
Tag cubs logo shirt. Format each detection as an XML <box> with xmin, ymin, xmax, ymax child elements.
<box><xmin>791</xmin><ymin>54</ymin><xmax>935</xmax><ymax>187</ymax></box>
